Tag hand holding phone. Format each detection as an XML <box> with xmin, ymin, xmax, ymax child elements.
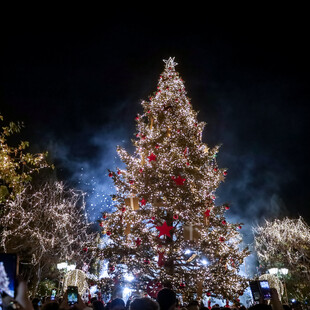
<box><xmin>249</xmin><ymin>280</ymin><xmax>271</xmax><ymax>301</ymax></box>
<box><xmin>67</xmin><ymin>286</ymin><xmax>78</xmax><ymax>305</ymax></box>
<box><xmin>0</xmin><ymin>253</ymin><xmax>18</xmax><ymax>299</ymax></box>
<box><xmin>50</xmin><ymin>289</ymin><xmax>56</xmax><ymax>301</ymax></box>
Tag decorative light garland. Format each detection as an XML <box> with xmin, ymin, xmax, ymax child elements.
<box><xmin>94</xmin><ymin>57</ymin><xmax>249</xmax><ymax>301</ymax></box>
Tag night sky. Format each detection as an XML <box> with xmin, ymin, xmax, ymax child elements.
<box><xmin>1</xmin><ymin>12</ymin><xmax>310</xmax><ymax>242</ymax></box>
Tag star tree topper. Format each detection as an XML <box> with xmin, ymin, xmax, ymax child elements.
<box><xmin>163</xmin><ymin>57</ymin><xmax>178</xmax><ymax>69</ymax></box>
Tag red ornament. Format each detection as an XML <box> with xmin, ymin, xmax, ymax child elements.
<box><xmin>179</xmin><ymin>282</ymin><xmax>186</xmax><ymax>289</ymax></box>
<box><xmin>157</xmin><ymin>252</ymin><xmax>165</xmax><ymax>267</ymax></box>
<box><xmin>83</xmin><ymin>247</ymin><xmax>88</xmax><ymax>252</ymax></box>
<box><xmin>204</xmin><ymin>209</ymin><xmax>211</xmax><ymax>217</ymax></box>
<box><xmin>108</xmin><ymin>172</ymin><xmax>113</xmax><ymax>177</ymax></box>
<box><xmin>155</xmin><ymin>144</ymin><xmax>159</xmax><ymax>149</ymax></box>
<box><xmin>186</xmin><ymin>161</ymin><xmax>190</xmax><ymax>166</ymax></box>
<box><xmin>139</xmin><ymin>168</ymin><xmax>143</xmax><ymax>173</ymax></box>
<box><xmin>102</xmin><ymin>213</ymin><xmax>107</xmax><ymax>219</ymax></box>
<box><xmin>223</xmin><ymin>171</ymin><xmax>228</xmax><ymax>176</ymax></box>
<box><xmin>99</xmin><ymin>221</ymin><xmax>104</xmax><ymax>227</ymax></box>
<box><xmin>148</xmin><ymin>153</ymin><xmax>157</xmax><ymax>162</ymax></box>
<box><xmin>121</xmin><ymin>207</ymin><xmax>126</xmax><ymax>212</ymax></box>
<box><xmin>129</xmin><ymin>180</ymin><xmax>135</xmax><ymax>184</ymax></box>
<box><xmin>140</xmin><ymin>198</ymin><xmax>147</xmax><ymax>206</ymax></box>
<box><xmin>135</xmin><ymin>238</ymin><xmax>142</xmax><ymax>246</ymax></box>
<box><xmin>106</xmin><ymin>231</ymin><xmax>111</xmax><ymax>236</ymax></box>
<box><xmin>207</xmin><ymin>292</ymin><xmax>211</xmax><ymax>297</ymax></box>
<box><xmin>225</xmin><ymin>205</ymin><xmax>230</xmax><ymax>210</ymax></box>
<box><xmin>156</xmin><ymin>221</ymin><xmax>173</xmax><ymax>238</ymax></box>
<box><xmin>151</xmin><ymin>216</ymin><xmax>156</xmax><ymax>221</ymax></box>
<box><xmin>146</xmin><ymin>281</ymin><xmax>162</xmax><ymax>298</ymax></box>
<box><xmin>173</xmin><ymin>214</ymin><xmax>179</xmax><ymax>220</ymax></box>
<box><xmin>222</xmin><ymin>220</ymin><xmax>227</xmax><ymax>225</ymax></box>
<box><xmin>172</xmin><ymin>175</ymin><xmax>186</xmax><ymax>186</ymax></box>
<box><xmin>135</xmin><ymin>116</ymin><xmax>139</xmax><ymax>120</ymax></box>
<box><xmin>109</xmin><ymin>265</ymin><xmax>115</xmax><ymax>272</ymax></box>
<box><xmin>117</xmin><ymin>170</ymin><xmax>121</xmax><ymax>175</ymax></box>
<box><xmin>219</xmin><ymin>236</ymin><xmax>225</xmax><ymax>242</ymax></box>
<box><xmin>214</xmin><ymin>168</ymin><xmax>218</xmax><ymax>172</ymax></box>
<box><xmin>144</xmin><ymin>259</ymin><xmax>150</xmax><ymax>265</ymax></box>
<box><xmin>238</xmin><ymin>225</ymin><xmax>242</xmax><ymax>229</ymax></box>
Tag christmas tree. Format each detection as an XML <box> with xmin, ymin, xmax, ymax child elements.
<box><xmin>96</xmin><ymin>57</ymin><xmax>249</xmax><ymax>301</ymax></box>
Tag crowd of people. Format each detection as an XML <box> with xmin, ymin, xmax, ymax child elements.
<box><xmin>1</xmin><ymin>281</ymin><xmax>304</xmax><ymax>310</ymax></box>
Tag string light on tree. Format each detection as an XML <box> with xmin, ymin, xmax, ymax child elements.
<box><xmin>94</xmin><ymin>57</ymin><xmax>249</xmax><ymax>301</ymax></box>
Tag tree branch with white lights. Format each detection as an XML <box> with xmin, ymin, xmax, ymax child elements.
<box><xmin>0</xmin><ymin>113</ymin><xmax>50</xmax><ymax>203</ymax></box>
<box><xmin>253</xmin><ymin>216</ymin><xmax>310</xmax><ymax>301</ymax></box>
<box><xmin>0</xmin><ymin>181</ymin><xmax>95</xmax><ymax>293</ymax></box>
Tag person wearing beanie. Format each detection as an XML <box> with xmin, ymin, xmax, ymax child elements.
<box><xmin>156</xmin><ymin>288</ymin><xmax>176</xmax><ymax>310</ymax></box>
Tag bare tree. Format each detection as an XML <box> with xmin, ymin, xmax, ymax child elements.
<box><xmin>253</xmin><ymin>216</ymin><xmax>310</xmax><ymax>301</ymax></box>
<box><xmin>0</xmin><ymin>181</ymin><xmax>95</xmax><ymax>294</ymax></box>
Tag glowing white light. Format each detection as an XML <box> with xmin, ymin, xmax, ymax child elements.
<box><xmin>67</xmin><ymin>264</ymin><xmax>76</xmax><ymax>271</ymax></box>
<box><xmin>124</xmin><ymin>273</ymin><xmax>135</xmax><ymax>282</ymax></box>
<box><xmin>279</xmin><ymin>268</ymin><xmax>288</xmax><ymax>275</ymax></box>
<box><xmin>291</xmin><ymin>299</ymin><xmax>296</xmax><ymax>303</ymax></box>
<box><xmin>268</xmin><ymin>268</ymin><xmax>278</xmax><ymax>275</ymax></box>
<box><xmin>201</xmin><ymin>259</ymin><xmax>208</xmax><ymax>265</ymax></box>
<box><xmin>185</xmin><ymin>249</ymin><xmax>191</xmax><ymax>254</ymax></box>
<box><xmin>123</xmin><ymin>287</ymin><xmax>132</xmax><ymax>304</ymax></box>
<box><xmin>57</xmin><ymin>262</ymin><xmax>68</xmax><ymax>270</ymax></box>
<box><xmin>89</xmin><ymin>285</ymin><xmax>97</xmax><ymax>295</ymax></box>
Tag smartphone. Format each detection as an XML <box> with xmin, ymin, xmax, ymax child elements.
<box><xmin>259</xmin><ymin>280</ymin><xmax>271</xmax><ymax>300</ymax></box>
<box><xmin>0</xmin><ymin>253</ymin><xmax>19</xmax><ymax>298</ymax></box>
<box><xmin>51</xmin><ymin>289</ymin><xmax>56</xmax><ymax>300</ymax></box>
<box><xmin>249</xmin><ymin>280</ymin><xmax>271</xmax><ymax>301</ymax></box>
<box><xmin>249</xmin><ymin>281</ymin><xmax>261</xmax><ymax>301</ymax></box>
<box><xmin>67</xmin><ymin>286</ymin><xmax>78</xmax><ymax>305</ymax></box>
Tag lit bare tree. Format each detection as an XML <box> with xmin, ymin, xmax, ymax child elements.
<box><xmin>253</xmin><ymin>216</ymin><xmax>310</xmax><ymax>301</ymax></box>
<box><xmin>0</xmin><ymin>181</ymin><xmax>95</xmax><ymax>293</ymax></box>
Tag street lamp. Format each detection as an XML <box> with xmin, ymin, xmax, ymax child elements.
<box><xmin>268</xmin><ymin>267</ymin><xmax>289</xmax><ymax>304</ymax></box>
<box><xmin>57</xmin><ymin>262</ymin><xmax>68</xmax><ymax>270</ymax></box>
<box><xmin>57</xmin><ymin>262</ymin><xmax>76</xmax><ymax>295</ymax></box>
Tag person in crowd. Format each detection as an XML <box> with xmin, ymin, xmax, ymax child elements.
<box><xmin>92</xmin><ymin>300</ymin><xmax>105</xmax><ymax>310</ymax></box>
<box><xmin>156</xmin><ymin>288</ymin><xmax>176</xmax><ymax>310</ymax></box>
<box><xmin>129</xmin><ymin>297</ymin><xmax>159</xmax><ymax>310</ymax></box>
<box><xmin>187</xmin><ymin>300</ymin><xmax>199</xmax><ymax>310</ymax></box>
<box><xmin>32</xmin><ymin>298</ymin><xmax>41</xmax><ymax>310</ymax></box>
<box><xmin>1</xmin><ymin>281</ymin><xmax>34</xmax><ymax>310</ymax></box>
<box><xmin>109</xmin><ymin>298</ymin><xmax>125</xmax><ymax>310</ymax></box>
<box><xmin>41</xmin><ymin>302</ymin><xmax>60</xmax><ymax>310</ymax></box>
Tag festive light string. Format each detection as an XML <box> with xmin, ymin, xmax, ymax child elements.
<box><xmin>253</xmin><ymin>216</ymin><xmax>310</xmax><ymax>274</ymax></box>
<box><xmin>94</xmin><ymin>57</ymin><xmax>249</xmax><ymax>301</ymax></box>
<box><xmin>0</xmin><ymin>182</ymin><xmax>95</xmax><ymax>267</ymax></box>
<box><xmin>0</xmin><ymin>115</ymin><xmax>50</xmax><ymax>201</ymax></box>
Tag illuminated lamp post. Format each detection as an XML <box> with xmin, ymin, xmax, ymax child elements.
<box><xmin>268</xmin><ymin>267</ymin><xmax>289</xmax><ymax>304</ymax></box>
<box><xmin>57</xmin><ymin>262</ymin><xmax>76</xmax><ymax>296</ymax></box>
